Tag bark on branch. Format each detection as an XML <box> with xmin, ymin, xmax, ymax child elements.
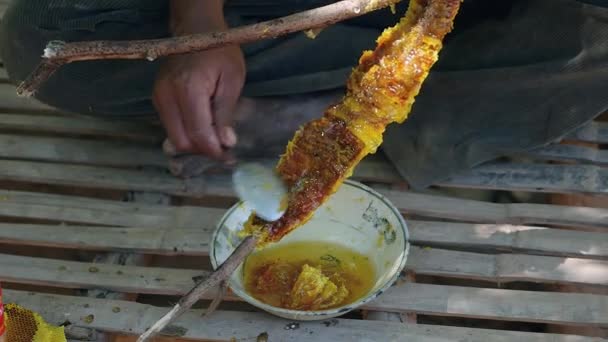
<box><xmin>16</xmin><ymin>0</ymin><xmax>400</xmax><ymax>97</ymax></box>
<box><xmin>136</xmin><ymin>236</ymin><xmax>257</xmax><ymax>342</ymax></box>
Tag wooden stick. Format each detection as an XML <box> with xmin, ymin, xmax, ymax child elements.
<box><xmin>17</xmin><ymin>0</ymin><xmax>400</xmax><ymax>97</ymax></box>
<box><xmin>203</xmin><ymin>280</ymin><xmax>227</xmax><ymax>318</ymax></box>
<box><xmin>136</xmin><ymin>236</ymin><xmax>257</xmax><ymax>342</ymax></box>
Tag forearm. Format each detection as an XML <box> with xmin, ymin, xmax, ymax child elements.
<box><xmin>170</xmin><ymin>0</ymin><xmax>227</xmax><ymax>35</ymax></box>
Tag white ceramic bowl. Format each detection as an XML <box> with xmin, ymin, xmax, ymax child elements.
<box><xmin>210</xmin><ymin>180</ymin><xmax>409</xmax><ymax>321</ymax></box>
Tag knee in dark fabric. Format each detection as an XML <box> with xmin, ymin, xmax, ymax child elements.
<box><xmin>0</xmin><ymin>0</ymin><xmax>167</xmax><ymax>116</ymax></box>
<box><xmin>0</xmin><ymin>1</ymin><xmax>60</xmax><ymax>85</ymax></box>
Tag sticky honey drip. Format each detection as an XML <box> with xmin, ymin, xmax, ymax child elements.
<box><xmin>242</xmin><ymin>0</ymin><xmax>461</xmax><ymax>246</ymax></box>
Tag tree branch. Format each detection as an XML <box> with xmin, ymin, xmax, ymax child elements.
<box><xmin>16</xmin><ymin>0</ymin><xmax>400</xmax><ymax>97</ymax></box>
<box><xmin>136</xmin><ymin>236</ymin><xmax>257</xmax><ymax>342</ymax></box>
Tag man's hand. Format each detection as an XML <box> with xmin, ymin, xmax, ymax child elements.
<box><xmin>154</xmin><ymin>0</ymin><xmax>245</xmax><ymax>159</ymax></box>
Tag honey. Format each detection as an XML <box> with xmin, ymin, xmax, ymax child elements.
<box><xmin>243</xmin><ymin>241</ymin><xmax>376</xmax><ymax>311</ymax></box>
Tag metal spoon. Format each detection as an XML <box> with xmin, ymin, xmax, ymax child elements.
<box><xmin>163</xmin><ymin>139</ymin><xmax>288</xmax><ymax>221</ymax></box>
<box><xmin>232</xmin><ymin>162</ymin><xmax>288</xmax><ymax>222</ymax></box>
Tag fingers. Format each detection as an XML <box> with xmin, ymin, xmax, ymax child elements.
<box><xmin>213</xmin><ymin>63</ymin><xmax>245</xmax><ymax>149</ymax></box>
<box><xmin>153</xmin><ymin>83</ymin><xmax>191</xmax><ymax>153</ymax></box>
<box><xmin>153</xmin><ymin>47</ymin><xmax>245</xmax><ymax>160</ymax></box>
<box><xmin>156</xmin><ymin>73</ymin><xmax>224</xmax><ymax>158</ymax></box>
<box><xmin>177</xmin><ymin>80</ymin><xmax>224</xmax><ymax>158</ymax></box>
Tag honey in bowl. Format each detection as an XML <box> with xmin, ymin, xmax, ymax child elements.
<box><xmin>243</xmin><ymin>241</ymin><xmax>376</xmax><ymax>311</ymax></box>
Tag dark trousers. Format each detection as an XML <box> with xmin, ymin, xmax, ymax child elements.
<box><xmin>2</xmin><ymin>0</ymin><xmax>607</xmax><ymax>189</ymax></box>
<box><xmin>0</xmin><ymin>0</ymin><xmax>406</xmax><ymax>117</ymax></box>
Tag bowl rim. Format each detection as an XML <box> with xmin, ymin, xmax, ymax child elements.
<box><xmin>210</xmin><ymin>179</ymin><xmax>410</xmax><ymax>316</ymax></box>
